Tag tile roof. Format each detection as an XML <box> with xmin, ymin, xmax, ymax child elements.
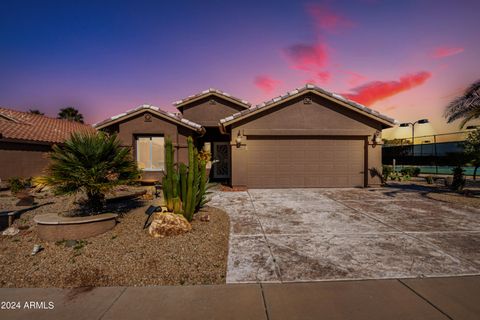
<box><xmin>94</xmin><ymin>104</ymin><xmax>204</xmax><ymax>132</ymax></box>
<box><xmin>0</xmin><ymin>107</ymin><xmax>95</xmax><ymax>144</ymax></box>
<box><xmin>173</xmin><ymin>88</ymin><xmax>251</xmax><ymax>108</ymax></box>
<box><xmin>219</xmin><ymin>84</ymin><xmax>398</xmax><ymax>127</ymax></box>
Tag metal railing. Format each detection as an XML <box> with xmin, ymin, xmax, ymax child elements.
<box><xmin>382</xmin><ymin>130</ymin><xmax>474</xmax><ymax>176</ymax></box>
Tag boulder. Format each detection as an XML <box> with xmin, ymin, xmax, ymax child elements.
<box><xmin>148</xmin><ymin>212</ymin><xmax>191</xmax><ymax>238</ymax></box>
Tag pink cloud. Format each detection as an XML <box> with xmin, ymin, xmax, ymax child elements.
<box><xmin>316</xmin><ymin>71</ymin><xmax>331</xmax><ymax>83</ymax></box>
<box><xmin>283</xmin><ymin>43</ymin><xmax>329</xmax><ymax>71</ymax></box>
<box><xmin>306</xmin><ymin>4</ymin><xmax>354</xmax><ymax>32</ymax></box>
<box><xmin>344</xmin><ymin>71</ymin><xmax>432</xmax><ymax>106</ymax></box>
<box><xmin>431</xmin><ymin>47</ymin><xmax>464</xmax><ymax>58</ymax></box>
<box><xmin>254</xmin><ymin>75</ymin><xmax>281</xmax><ymax>93</ymax></box>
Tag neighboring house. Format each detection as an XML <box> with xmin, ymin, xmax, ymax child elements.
<box><xmin>96</xmin><ymin>84</ymin><xmax>396</xmax><ymax>188</ymax></box>
<box><xmin>0</xmin><ymin>107</ymin><xmax>95</xmax><ymax>180</ymax></box>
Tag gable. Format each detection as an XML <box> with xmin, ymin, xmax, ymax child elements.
<box><xmin>103</xmin><ymin>111</ymin><xmax>199</xmax><ymax>147</ymax></box>
<box><xmin>94</xmin><ymin>105</ymin><xmax>204</xmax><ymax>133</ymax></box>
<box><xmin>180</xmin><ymin>95</ymin><xmax>249</xmax><ymax>127</ymax></box>
<box><xmin>220</xmin><ymin>85</ymin><xmax>396</xmax><ymax>130</ymax></box>
<box><xmin>229</xmin><ymin>93</ymin><xmax>383</xmax><ymax>135</ymax></box>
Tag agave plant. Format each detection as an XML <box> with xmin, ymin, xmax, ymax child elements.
<box><xmin>444</xmin><ymin>79</ymin><xmax>480</xmax><ymax>128</ymax></box>
<box><xmin>45</xmin><ymin>132</ymin><xmax>140</xmax><ymax>211</ymax></box>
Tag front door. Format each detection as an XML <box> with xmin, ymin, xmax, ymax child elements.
<box><xmin>212</xmin><ymin>142</ymin><xmax>231</xmax><ymax>179</ymax></box>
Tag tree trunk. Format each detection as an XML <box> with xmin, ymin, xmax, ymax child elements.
<box><xmin>474</xmin><ymin>165</ymin><xmax>478</xmax><ymax>181</ymax></box>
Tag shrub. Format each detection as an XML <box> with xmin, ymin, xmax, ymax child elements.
<box><xmin>450</xmin><ymin>166</ymin><xmax>466</xmax><ymax>191</ymax></box>
<box><xmin>390</xmin><ymin>172</ymin><xmax>410</xmax><ymax>182</ymax></box>
<box><xmin>44</xmin><ymin>132</ymin><xmax>140</xmax><ymax>212</ymax></box>
<box><xmin>382</xmin><ymin>165</ymin><xmax>393</xmax><ymax>182</ymax></box>
<box><xmin>8</xmin><ymin>177</ymin><xmax>31</xmax><ymax>194</ymax></box>
<box><xmin>197</xmin><ymin>149</ymin><xmax>211</xmax><ymax>162</ymax></box>
<box><xmin>400</xmin><ymin>166</ymin><xmax>420</xmax><ymax>177</ymax></box>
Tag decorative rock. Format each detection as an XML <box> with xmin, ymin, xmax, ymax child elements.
<box><xmin>31</xmin><ymin>244</ymin><xmax>43</xmax><ymax>255</ymax></box>
<box><xmin>2</xmin><ymin>226</ymin><xmax>19</xmax><ymax>236</ymax></box>
<box><xmin>148</xmin><ymin>212</ymin><xmax>191</xmax><ymax>238</ymax></box>
<box><xmin>15</xmin><ymin>191</ymin><xmax>35</xmax><ymax>206</ymax></box>
<box><xmin>142</xmin><ymin>193</ymin><xmax>154</xmax><ymax>200</ymax></box>
<box><xmin>199</xmin><ymin>214</ymin><xmax>210</xmax><ymax>222</ymax></box>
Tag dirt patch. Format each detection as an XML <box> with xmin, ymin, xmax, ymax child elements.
<box><xmin>426</xmin><ymin>192</ymin><xmax>480</xmax><ymax>208</ymax></box>
<box><xmin>0</xmin><ymin>201</ymin><xmax>230</xmax><ymax>288</ymax></box>
<box><xmin>387</xmin><ymin>178</ymin><xmax>480</xmax><ymax>209</ymax></box>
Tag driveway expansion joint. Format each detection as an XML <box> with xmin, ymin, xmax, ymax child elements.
<box><xmin>397</xmin><ymin>279</ymin><xmax>454</xmax><ymax>320</ymax></box>
<box><xmin>247</xmin><ymin>191</ymin><xmax>283</xmax><ymax>282</ymax></box>
<box><xmin>98</xmin><ymin>287</ymin><xmax>127</xmax><ymax>320</ymax></box>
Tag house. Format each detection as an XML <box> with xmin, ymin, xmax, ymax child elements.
<box><xmin>95</xmin><ymin>84</ymin><xmax>396</xmax><ymax>188</ymax></box>
<box><xmin>0</xmin><ymin>107</ymin><xmax>95</xmax><ymax>180</ymax></box>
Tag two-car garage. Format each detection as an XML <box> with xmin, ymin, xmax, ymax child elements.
<box><xmin>220</xmin><ymin>85</ymin><xmax>396</xmax><ymax>188</ymax></box>
<box><xmin>245</xmin><ymin>136</ymin><xmax>366</xmax><ymax>188</ymax></box>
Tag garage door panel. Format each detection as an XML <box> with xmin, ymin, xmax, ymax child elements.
<box><xmin>247</xmin><ymin>137</ymin><xmax>365</xmax><ymax>188</ymax></box>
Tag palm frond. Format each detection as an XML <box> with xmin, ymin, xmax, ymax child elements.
<box><xmin>444</xmin><ymin>79</ymin><xmax>480</xmax><ymax>127</ymax></box>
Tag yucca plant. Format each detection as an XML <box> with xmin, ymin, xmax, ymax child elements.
<box><xmin>44</xmin><ymin>132</ymin><xmax>140</xmax><ymax>212</ymax></box>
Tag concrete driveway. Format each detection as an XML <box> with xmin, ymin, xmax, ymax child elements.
<box><xmin>209</xmin><ymin>187</ymin><xmax>480</xmax><ymax>283</ymax></box>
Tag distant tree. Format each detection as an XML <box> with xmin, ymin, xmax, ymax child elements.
<box><xmin>382</xmin><ymin>138</ymin><xmax>411</xmax><ymax>146</ymax></box>
<box><xmin>444</xmin><ymin>79</ymin><xmax>480</xmax><ymax>128</ymax></box>
<box><xmin>58</xmin><ymin>107</ymin><xmax>84</xmax><ymax>123</ymax></box>
<box><xmin>28</xmin><ymin>109</ymin><xmax>44</xmax><ymax>115</ymax></box>
<box><xmin>464</xmin><ymin>128</ymin><xmax>480</xmax><ymax>180</ymax></box>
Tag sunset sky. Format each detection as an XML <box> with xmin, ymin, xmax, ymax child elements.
<box><xmin>1</xmin><ymin>0</ymin><xmax>479</xmax><ymax>139</ymax></box>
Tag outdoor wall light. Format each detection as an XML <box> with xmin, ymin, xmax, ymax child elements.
<box><xmin>235</xmin><ymin>132</ymin><xmax>242</xmax><ymax>147</ymax></box>
<box><xmin>373</xmin><ymin>131</ymin><xmax>382</xmax><ymax>144</ymax></box>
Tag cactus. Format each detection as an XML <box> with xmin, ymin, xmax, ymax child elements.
<box><xmin>185</xmin><ymin>137</ymin><xmax>195</xmax><ymax>220</ymax></box>
<box><xmin>196</xmin><ymin>159</ymin><xmax>207</xmax><ymax>209</ymax></box>
<box><xmin>164</xmin><ymin>137</ymin><xmax>175</xmax><ymax>211</ymax></box>
<box><xmin>162</xmin><ymin>136</ymin><xmax>210</xmax><ymax>221</ymax></box>
<box><xmin>172</xmin><ymin>174</ymin><xmax>182</xmax><ymax>214</ymax></box>
<box><xmin>191</xmin><ymin>149</ymin><xmax>200</xmax><ymax>216</ymax></box>
<box><xmin>179</xmin><ymin>162</ymin><xmax>187</xmax><ymax>203</ymax></box>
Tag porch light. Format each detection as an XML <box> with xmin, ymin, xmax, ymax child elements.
<box><xmin>373</xmin><ymin>131</ymin><xmax>382</xmax><ymax>144</ymax></box>
<box><xmin>235</xmin><ymin>132</ymin><xmax>242</xmax><ymax>147</ymax></box>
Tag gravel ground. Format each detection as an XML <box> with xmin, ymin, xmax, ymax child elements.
<box><xmin>388</xmin><ymin>178</ymin><xmax>480</xmax><ymax>208</ymax></box>
<box><xmin>0</xmin><ymin>189</ymin><xmax>230</xmax><ymax>288</ymax></box>
<box><xmin>425</xmin><ymin>192</ymin><xmax>480</xmax><ymax>208</ymax></box>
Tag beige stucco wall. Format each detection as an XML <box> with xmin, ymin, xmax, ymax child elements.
<box><xmin>0</xmin><ymin>142</ymin><xmax>51</xmax><ymax>180</ymax></box>
<box><xmin>104</xmin><ymin>111</ymin><xmax>197</xmax><ymax>181</ymax></box>
<box><xmin>179</xmin><ymin>96</ymin><xmax>247</xmax><ymax>127</ymax></box>
<box><xmin>228</xmin><ymin>93</ymin><xmax>385</xmax><ymax>187</ymax></box>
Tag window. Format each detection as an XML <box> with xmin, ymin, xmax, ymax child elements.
<box><xmin>136</xmin><ymin>136</ymin><xmax>165</xmax><ymax>171</ymax></box>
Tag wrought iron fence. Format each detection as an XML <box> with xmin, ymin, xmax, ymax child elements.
<box><xmin>382</xmin><ymin>131</ymin><xmax>474</xmax><ymax>176</ymax></box>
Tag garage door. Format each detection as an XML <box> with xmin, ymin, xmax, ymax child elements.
<box><xmin>246</xmin><ymin>137</ymin><xmax>365</xmax><ymax>188</ymax></box>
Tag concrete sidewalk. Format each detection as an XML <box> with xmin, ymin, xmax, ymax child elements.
<box><xmin>0</xmin><ymin>276</ymin><xmax>478</xmax><ymax>320</ymax></box>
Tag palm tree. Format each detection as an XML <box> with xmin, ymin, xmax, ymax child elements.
<box><xmin>58</xmin><ymin>107</ymin><xmax>84</xmax><ymax>123</ymax></box>
<box><xmin>444</xmin><ymin>79</ymin><xmax>480</xmax><ymax>128</ymax></box>
<box><xmin>28</xmin><ymin>109</ymin><xmax>44</xmax><ymax>115</ymax></box>
<box><xmin>44</xmin><ymin>132</ymin><xmax>140</xmax><ymax>212</ymax></box>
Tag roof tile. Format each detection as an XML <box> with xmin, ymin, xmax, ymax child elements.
<box><xmin>173</xmin><ymin>88</ymin><xmax>251</xmax><ymax>108</ymax></box>
<box><xmin>219</xmin><ymin>84</ymin><xmax>397</xmax><ymax>126</ymax></box>
<box><xmin>0</xmin><ymin>107</ymin><xmax>95</xmax><ymax>144</ymax></box>
<box><xmin>94</xmin><ymin>104</ymin><xmax>203</xmax><ymax>131</ymax></box>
